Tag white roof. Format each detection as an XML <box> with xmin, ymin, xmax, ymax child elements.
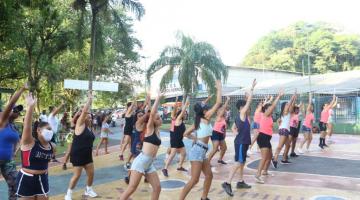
<box><xmin>228</xmin><ymin>70</ymin><xmax>360</xmax><ymax>95</ymax></box>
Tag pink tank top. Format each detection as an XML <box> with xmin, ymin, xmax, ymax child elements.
<box><xmin>170</xmin><ymin>119</ymin><xmax>176</xmax><ymax>132</ymax></box>
<box><xmin>303</xmin><ymin>113</ymin><xmax>314</xmax><ymax>128</ymax></box>
<box><xmin>254</xmin><ymin>112</ymin><xmax>261</xmax><ymax>123</ymax></box>
<box><xmin>213</xmin><ymin>118</ymin><xmax>227</xmax><ymax>134</ymax></box>
<box><xmin>320</xmin><ymin>108</ymin><xmax>330</xmax><ymax>123</ymax></box>
<box><xmin>259</xmin><ymin>115</ymin><xmax>273</xmax><ymax>136</ymax></box>
<box><xmin>290</xmin><ymin>114</ymin><xmax>299</xmax><ymax>128</ymax></box>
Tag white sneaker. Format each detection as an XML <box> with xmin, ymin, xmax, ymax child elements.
<box><xmin>64</xmin><ymin>194</ymin><xmax>72</xmax><ymax>200</ymax></box>
<box><xmin>254</xmin><ymin>175</ymin><xmax>265</xmax><ymax>184</ymax></box>
<box><xmin>298</xmin><ymin>148</ymin><xmax>304</xmax><ymax>154</ymax></box>
<box><xmin>85</xmin><ymin>187</ymin><xmax>98</xmax><ymax>198</ymax></box>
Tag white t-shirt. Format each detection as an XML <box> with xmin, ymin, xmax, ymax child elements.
<box><xmin>39</xmin><ymin>114</ymin><xmax>48</xmax><ymax>122</ymax></box>
<box><xmin>47</xmin><ymin>114</ymin><xmax>59</xmax><ymax>133</ymax></box>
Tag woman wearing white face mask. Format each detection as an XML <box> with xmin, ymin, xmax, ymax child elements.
<box><xmin>16</xmin><ymin>93</ymin><xmax>55</xmax><ymax>200</ymax></box>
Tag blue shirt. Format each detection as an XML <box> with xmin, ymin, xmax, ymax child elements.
<box><xmin>234</xmin><ymin>114</ymin><xmax>251</xmax><ymax>145</ymax></box>
<box><xmin>0</xmin><ymin>123</ymin><xmax>20</xmax><ymax>160</ymax></box>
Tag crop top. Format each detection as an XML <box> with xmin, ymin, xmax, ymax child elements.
<box><xmin>196</xmin><ymin>122</ymin><xmax>212</xmax><ymax>138</ymax></box>
<box><xmin>279</xmin><ymin>113</ymin><xmax>291</xmax><ymax>130</ymax></box>
<box><xmin>213</xmin><ymin>118</ymin><xmax>227</xmax><ymax>134</ymax></box>
<box><xmin>21</xmin><ymin>141</ymin><xmax>53</xmax><ymax>170</ymax></box>
<box><xmin>144</xmin><ymin>132</ymin><xmax>161</xmax><ymax>146</ymax></box>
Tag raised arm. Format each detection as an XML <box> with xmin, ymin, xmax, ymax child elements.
<box><xmin>0</xmin><ymin>83</ymin><xmax>28</xmax><ymax>128</ymax></box>
<box><xmin>241</xmin><ymin>79</ymin><xmax>257</xmax><ymax>116</ymax></box>
<box><xmin>288</xmin><ymin>92</ymin><xmax>297</xmax><ymax>114</ymax></box>
<box><xmin>51</xmin><ymin>102</ymin><xmax>65</xmax><ymax>116</ymax></box>
<box><xmin>306</xmin><ymin>93</ymin><xmax>312</xmax><ymax>113</ymax></box>
<box><xmin>21</xmin><ymin>93</ymin><xmax>37</xmax><ymax>145</ymax></box>
<box><xmin>144</xmin><ymin>93</ymin><xmax>151</xmax><ymax>113</ymax></box>
<box><xmin>204</xmin><ymin>80</ymin><xmax>222</xmax><ymax>119</ymax></box>
<box><xmin>125</xmin><ymin>98</ymin><xmax>137</xmax><ymax>117</ymax></box>
<box><xmin>176</xmin><ymin>98</ymin><xmax>190</xmax><ymax>124</ymax></box>
<box><xmin>216</xmin><ymin>96</ymin><xmax>230</xmax><ymax>119</ymax></box>
<box><xmin>331</xmin><ymin>95</ymin><xmax>338</xmax><ymax>108</ymax></box>
<box><xmin>171</xmin><ymin>96</ymin><xmax>179</xmax><ymax>119</ymax></box>
<box><xmin>264</xmin><ymin>89</ymin><xmax>284</xmax><ymax>117</ymax></box>
<box><xmin>202</xmin><ymin>94</ymin><xmax>213</xmax><ymax>105</ymax></box>
<box><xmin>76</xmin><ymin>92</ymin><xmax>93</xmax><ymax>128</ymax></box>
<box><xmin>147</xmin><ymin>91</ymin><xmax>163</xmax><ymax>130</ymax></box>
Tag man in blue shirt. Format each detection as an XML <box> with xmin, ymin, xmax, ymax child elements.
<box><xmin>222</xmin><ymin>79</ymin><xmax>256</xmax><ymax>197</ymax></box>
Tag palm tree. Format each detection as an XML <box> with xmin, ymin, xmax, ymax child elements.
<box><xmin>72</xmin><ymin>0</ymin><xmax>145</xmax><ymax>90</ymax></box>
<box><xmin>146</xmin><ymin>33</ymin><xmax>228</xmax><ymax>98</ymax></box>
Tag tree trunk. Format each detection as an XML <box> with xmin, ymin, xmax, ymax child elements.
<box><xmin>88</xmin><ymin>7</ymin><xmax>98</xmax><ymax>91</ymax></box>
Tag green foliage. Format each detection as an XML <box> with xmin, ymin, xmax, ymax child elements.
<box><xmin>147</xmin><ymin>32</ymin><xmax>228</xmax><ymax>97</ymax></box>
<box><xmin>242</xmin><ymin>21</ymin><xmax>360</xmax><ymax>73</ymax></box>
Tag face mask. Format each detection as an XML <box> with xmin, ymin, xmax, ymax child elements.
<box><xmin>41</xmin><ymin>129</ymin><xmax>54</xmax><ymax>142</ymax></box>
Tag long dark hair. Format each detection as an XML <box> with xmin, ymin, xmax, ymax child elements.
<box><xmin>261</xmin><ymin>103</ymin><xmax>271</xmax><ymax>113</ymax></box>
<box><xmin>194</xmin><ymin>103</ymin><xmax>205</xmax><ymax>130</ymax></box>
<box><xmin>280</xmin><ymin>102</ymin><xmax>287</xmax><ymax>116</ymax></box>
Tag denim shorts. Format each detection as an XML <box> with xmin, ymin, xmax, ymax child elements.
<box><xmin>302</xmin><ymin>125</ymin><xmax>312</xmax><ymax>133</ymax></box>
<box><xmin>188</xmin><ymin>141</ymin><xmax>208</xmax><ymax>162</ymax></box>
<box><xmin>279</xmin><ymin>128</ymin><xmax>290</xmax><ymax>136</ymax></box>
<box><xmin>130</xmin><ymin>152</ymin><xmax>157</xmax><ymax>174</ymax></box>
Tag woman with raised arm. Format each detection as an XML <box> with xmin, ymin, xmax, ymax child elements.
<box><xmin>65</xmin><ymin>92</ymin><xmax>97</xmax><ymax>200</ymax></box>
<box><xmin>119</xmin><ymin>98</ymin><xmax>137</xmax><ymax>161</ymax></box>
<box><xmin>271</xmin><ymin>91</ymin><xmax>296</xmax><ymax>168</ymax></box>
<box><xmin>208</xmin><ymin>96</ymin><xmax>230</xmax><ymax>165</ymax></box>
<box><xmin>326</xmin><ymin>96</ymin><xmax>338</xmax><ymax>144</ymax></box>
<box><xmin>179</xmin><ymin>80</ymin><xmax>222</xmax><ymax>200</ymax></box>
<box><xmin>298</xmin><ymin>93</ymin><xmax>315</xmax><ymax>153</ymax></box>
<box><xmin>0</xmin><ymin>84</ymin><xmax>26</xmax><ymax>200</ymax></box>
<box><xmin>319</xmin><ymin>95</ymin><xmax>336</xmax><ymax>149</ymax></box>
<box><xmin>62</xmin><ymin>110</ymin><xmax>81</xmax><ymax>170</ymax></box>
<box><xmin>166</xmin><ymin>97</ymin><xmax>179</xmax><ymax>158</ymax></box>
<box><xmin>255</xmin><ymin>89</ymin><xmax>284</xmax><ymax>184</ymax></box>
<box><xmin>120</xmin><ymin>91</ymin><xmax>164</xmax><ymax>200</ymax></box>
<box><xmin>95</xmin><ymin>114</ymin><xmax>113</xmax><ymax>156</ymax></box>
<box><xmin>16</xmin><ymin>93</ymin><xmax>54</xmax><ymax>199</ymax></box>
<box><xmin>162</xmin><ymin>98</ymin><xmax>190</xmax><ymax>177</ymax></box>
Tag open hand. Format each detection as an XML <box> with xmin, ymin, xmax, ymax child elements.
<box><xmin>25</xmin><ymin>93</ymin><xmax>37</xmax><ymax>107</ymax></box>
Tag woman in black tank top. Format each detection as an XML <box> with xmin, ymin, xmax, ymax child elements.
<box><xmin>121</xmin><ymin>92</ymin><xmax>164</xmax><ymax>200</ymax></box>
<box><xmin>65</xmin><ymin>92</ymin><xmax>97</xmax><ymax>200</ymax></box>
<box><xmin>119</xmin><ymin>99</ymin><xmax>137</xmax><ymax>161</ymax></box>
<box><xmin>62</xmin><ymin>111</ymin><xmax>81</xmax><ymax>170</ymax></box>
<box><xmin>162</xmin><ymin>98</ymin><xmax>190</xmax><ymax>177</ymax></box>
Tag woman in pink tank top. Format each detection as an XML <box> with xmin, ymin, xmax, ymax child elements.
<box><xmin>255</xmin><ymin>90</ymin><xmax>284</xmax><ymax>184</ymax></box>
<box><xmin>299</xmin><ymin>93</ymin><xmax>315</xmax><ymax>153</ymax></box>
<box><xmin>318</xmin><ymin>95</ymin><xmax>337</xmax><ymax>149</ymax></box>
<box><xmin>248</xmin><ymin>100</ymin><xmax>266</xmax><ymax>154</ymax></box>
<box><xmin>208</xmin><ymin>96</ymin><xmax>230</xmax><ymax>164</ymax></box>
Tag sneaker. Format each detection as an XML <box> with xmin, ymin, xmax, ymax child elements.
<box><xmin>125</xmin><ymin>176</ymin><xmax>130</xmax><ymax>184</ymax></box>
<box><xmin>119</xmin><ymin>155</ymin><xmax>124</xmax><ymax>161</ymax></box>
<box><xmin>236</xmin><ymin>181</ymin><xmax>251</xmax><ymax>189</ymax></box>
<box><xmin>64</xmin><ymin>194</ymin><xmax>72</xmax><ymax>200</ymax></box>
<box><xmin>162</xmin><ymin>169</ymin><xmax>169</xmax><ymax>177</ymax></box>
<box><xmin>84</xmin><ymin>187</ymin><xmax>98</xmax><ymax>198</ymax></box>
<box><xmin>200</xmin><ymin>198</ymin><xmax>210</xmax><ymax>200</ymax></box>
<box><xmin>319</xmin><ymin>144</ymin><xmax>324</xmax><ymax>149</ymax></box>
<box><xmin>62</xmin><ymin>163</ymin><xmax>67</xmax><ymax>170</ymax></box>
<box><xmin>262</xmin><ymin>171</ymin><xmax>274</xmax><ymax>176</ymax></box>
<box><xmin>124</xmin><ymin>162</ymin><xmax>131</xmax><ymax>170</ymax></box>
<box><xmin>218</xmin><ymin>160</ymin><xmax>227</xmax><ymax>165</ymax></box>
<box><xmin>221</xmin><ymin>182</ymin><xmax>234</xmax><ymax>197</ymax></box>
<box><xmin>280</xmin><ymin>160</ymin><xmax>292</xmax><ymax>164</ymax></box>
<box><xmin>271</xmin><ymin>159</ymin><xmax>278</xmax><ymax>169</ymax></box>
<box><xmin>298</xmin><ymin>148</ymin><xmax>304</xmax><ymax>154</ymax></box>
<box><xmin>177</xmin><ymin>167</ymin><xmax>188</xmax><ymax>172</ymax></box>
<box><xmin>254</xmin><ymin>175</ymin><xmax>265</xmax><ymax>184</ymax></box>
<box><xmin>323</xmin><ymin>144</ymin><xmax>329</xmax><ymax>147</ymax></box>
<box><xmin>290</xmin><ymin>153</ymin><xmax>299</xmax><ymax>157</ymax></box>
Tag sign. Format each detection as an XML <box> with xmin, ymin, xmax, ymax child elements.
<box><xmin>64</xmin><ymin>79</ymin><xmax>118</xmax><ymax>92</ymax></box>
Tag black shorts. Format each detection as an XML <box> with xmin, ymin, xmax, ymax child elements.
<box><xmin>257</xmin><ymin>133</ymin><xmax>272</xmax><ymax>149</ymax></box>
<box><xmin>170</xmin><ymin>132</ymin><xmax>185</xmax><ymax>148</ymax></box>
<box><xmin>234</xmin><ymin>143</ymin><xmax>249</xmax><ymax>163</ymax></box>
<box><xmin>70</xmin><ymin>149</ymin><xmax>93</xmax><ymax>166</ymax></box>
<box><xmin>319</xmin><ymin>122</ymin><xmax>327</xmax><ymax>132</ymax></box>
<box><xmin>290</xmin><ymin>127</ymin><xmax>299</xmax><ymax>137</ymax></box>
<box><xmin>211</xmin><ymin>131</ymin><xmax>225</xmax><ymax>141</ymax></box>
<box><xmin>16</xmin><ymin>170</ymin><xmax>49</xmax><ymax>197</ymax></box>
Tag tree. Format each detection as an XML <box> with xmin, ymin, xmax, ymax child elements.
<box><xmin>242</xmin><ymin>21</ymin><xmax>360</xmax><ymax>73</ymax></box>
<box><xmin>146</xmin><ymin>33</ymin><xmax>228</xmax><ymax>98</ymax></box>
<box><xmin>72</xmin><ymin>0</ymin><xmax>145</xmax><ymax>90</ymax></box>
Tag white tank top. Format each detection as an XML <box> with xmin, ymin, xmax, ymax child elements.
<box><xmin>279</xmin><ymin>113</ymin><xmax>291</xmax><ymax>130</ymax></box>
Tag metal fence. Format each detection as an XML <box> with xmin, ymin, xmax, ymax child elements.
<box><xmin>188</xmin><ymin>91</ymin><xmax>360</xmax><ymax>125</ymax></box>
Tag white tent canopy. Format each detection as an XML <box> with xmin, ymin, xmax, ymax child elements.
<box><xmin>227</xmin><ymin>70</ymin><xmax>360</xmax><ymax>95</ymax></box>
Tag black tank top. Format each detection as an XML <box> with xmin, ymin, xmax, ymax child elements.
<box><xmin>71</xmin><ymin>127</ymin><xmax>95</xmax><ymax>156</ymax></box>
<box><xmin>144</xmin><ymin>132</ymin><xmax>161</xmax><ymax>146</ymax></box>
<box><xmin>21</xmin><ymin>141</ymin><xmax>53</xmax><ymax>170</ymax></box>
<box><xmin>174</xmin><ymin>122</ymin><xmax>186</xmax><ymax>140</ymax></box>
<box><xmin>124</xmin><ymin>116</ymin><xmax>134</xmax><ymax>134</ymax></box>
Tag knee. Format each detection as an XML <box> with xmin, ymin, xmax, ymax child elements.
<box><xmin>205</xmin><ymin>171</ymin><xmax>213</xmax><ymax>180</ymax></box>
<box><xmin>153</xmin><ymin>184</ymin><xmax>161</xmax><ymax>193</ymax></box>
<box><xmin>190</xmin><ymin>177</ymin><xmax>200</xmax><ymax>185</ymax></box>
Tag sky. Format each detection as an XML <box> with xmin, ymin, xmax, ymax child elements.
<box><xmin>132</xmin><ymin>0</ymin><xmax>360</xmax><ymax>68</ymax></box>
